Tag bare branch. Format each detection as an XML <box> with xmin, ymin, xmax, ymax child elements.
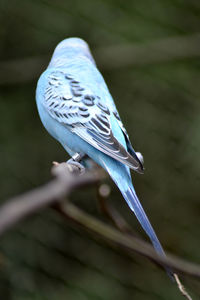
<box><xmin>97</xmin><ymin>183</ymin><xmax>133</xmax><ymax>233</ymax></box>
<box><xmin>57</xmin><ymin>201</ymin><xmax>200</xmax><ymax>281</ymax></box>
<box><xmin>0</xmin><ymin>161</ymin><xmax>199</xmax><ymax>293</ymax></box>
<box><xmin>96</xmin><ymin>184</ymin><xmax>193</xmax><ymax>299</ymax></box>
<box><xmin>1</xmin><ymin>33</ymin><xmax>200</xmax><ymax>85</ymax></box>
<box><xmin>95</xmin><ymin>33</ymin><xmax>200</xmax><ymax>70</ymax></box>
<box><xmin>174</xmin><ymin>274</ymin><xmax>193</xmax><ymax>300</ymax></box>
<box><xmin>0</xmin><ymin>163</ymin><xmax>102</xmax><ymax>235</ymax></box>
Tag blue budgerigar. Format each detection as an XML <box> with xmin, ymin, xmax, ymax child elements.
<box><xmin>36</xmin><ymin>38</ymin><xmax>173</xmax><ymax>276</ymax></box>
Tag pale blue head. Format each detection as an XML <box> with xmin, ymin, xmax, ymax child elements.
<box><xmin>48</xmin><ymin>37</ymin><xmax>96</xmax><ymax>68</ymax></box>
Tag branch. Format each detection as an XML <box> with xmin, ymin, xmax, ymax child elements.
<box><xmin>0</xmin><ymin>162</ymin><xmax>102</xmax><ymax>235</ymax></box>
<box><xmin>96</xmin><ymin>184</ymin><xmax>193</xmax><ymax>299</ymax></box>
<box><xmin>97</xmin><ymin>183</ymin><xmax>138</xmax><ymax>234</ymax></box>
<box><xmin>1</xmin><ymin>33</ymin><xmax>200</xmax><ymax>85</ymax></box>
<box><xmin>0</xmin><ymin>162</ymin><xmax>199</xmax><ymax>285</ymax></box>
<box><xmin>56</xmin><ymin>201</ymin><xmax>200</xmax><ymax>282</ymax></box>
<box><xmin>95</xmin><ymin>33</ymin><xmax>200</xmax><ymax>70</ymax></box>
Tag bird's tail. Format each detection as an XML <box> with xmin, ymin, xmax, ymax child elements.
<box><xmin>121</xmin><ymin>186</ymin><xmax>174</xmax><ymax>279</ymax></box>
<box><xmin>122</xmin><ymin>185</ymin><xmax>174</xmax><ymax>279</ymax></box>
<box><xmin>122</xmin><ymin>185</ymin><xmax>165</xmax><ymax>255</ymax></box>
<box><xmin>102</xmin><ymin>160</ymin><xmax>174</xmax><ymax>279</ymax></box>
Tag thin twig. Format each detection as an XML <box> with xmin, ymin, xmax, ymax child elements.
<box><xmin>174</xmin><ymin>274</ymin><xmax>193</xmax><ymax>300</ymax></box>
<box><xmin>97</xmin><ymin>183</ymin><xmax>133</xmax><ymax>233</ymax></box>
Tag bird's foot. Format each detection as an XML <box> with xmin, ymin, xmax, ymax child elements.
<box><xmin>67</xmin><ymin>153</ymin><xmax>85</xmax><ymax>174</ymax></box>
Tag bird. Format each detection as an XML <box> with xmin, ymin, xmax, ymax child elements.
<box><xmin>36</xmin><ymin>37</ymin><xmax>173</xmax><ymax>277</ymax></box>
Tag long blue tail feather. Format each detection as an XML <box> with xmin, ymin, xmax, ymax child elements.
<box><xmin>121</xmin><ymin>185</ymin><xmax>174</xmax><ymax>279</ymax></box>
<box><xmin>102</xmin><ymin>159</ymin><xmax>174</xmax><ymax>279</ymax></box>
<box><xmin>123</xmin><ymin>187</ymin><xmax>165</xmax><ymax>255</ymax></box>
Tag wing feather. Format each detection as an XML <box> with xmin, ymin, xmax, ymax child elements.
<box><xmin>43</xmin><ymin>70</ymin><xmax>143</xmax><ymax>173</ymax></box>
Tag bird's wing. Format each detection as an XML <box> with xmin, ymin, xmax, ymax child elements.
<box><xmin>42</xmin><ymin>70</ymin><xmax>143</xmax><ymax>172</ymax></box>
<box><xmin>112</xmin><ymin>109</ymin><xmax>144</xmax><ymax>169</ymax></box>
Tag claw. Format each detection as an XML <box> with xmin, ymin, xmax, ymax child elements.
<box><xmin>67</xmin><ymin>152</ymin><xmax>85</xmax><ymax>174</ymax></box>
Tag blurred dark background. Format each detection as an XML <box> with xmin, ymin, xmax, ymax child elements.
<box><xmin>0</xmin><ymin>0</ymin><xmax>200</xmax><ymax>299</ymax></box>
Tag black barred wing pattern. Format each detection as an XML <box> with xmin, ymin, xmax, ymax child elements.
<box><xmin>43</xmin><ymin>70</ymin><xmax>143</xmax><ymax>173</ymax></box>
<box><xmin>112</xmin><ymin>110</ymin><xmax>144</xmax><ymax>171</ymax></box>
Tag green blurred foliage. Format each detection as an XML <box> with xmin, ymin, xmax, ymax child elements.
<box><xmin>0</xmin><ymin>0</ymin><xmax>200</xmax><ymax>299</ymax></box>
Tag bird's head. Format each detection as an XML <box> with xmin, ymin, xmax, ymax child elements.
<box><xmin>48</xmin><ymin>37</ymin><xmax>96</xmax><ymax>68</ymax></box>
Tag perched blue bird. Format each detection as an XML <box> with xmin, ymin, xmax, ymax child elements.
<box><xmin>36</xmin><ymin>38</ymin><xmax>173</xmax><ymax>276</ymax></box>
